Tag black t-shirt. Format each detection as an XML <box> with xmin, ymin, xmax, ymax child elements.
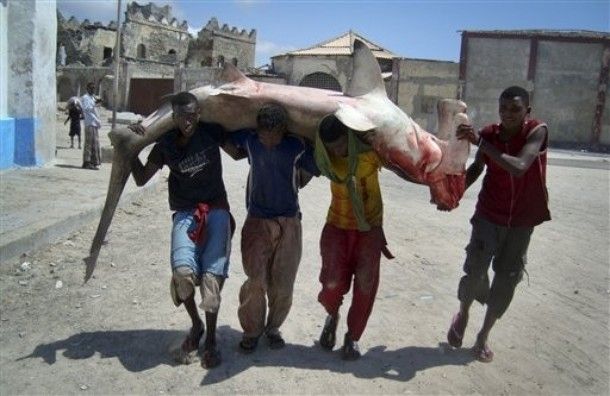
<box><xmin>148</xmin><ymin>122</ymin><xmax>227</xmax><ymax>211</ymax></box>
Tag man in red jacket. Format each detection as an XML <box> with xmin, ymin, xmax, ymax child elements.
<box><xmin>446</xmin><ymin>86</ymin><xmax>551</xmax><ymax>363</ymax></box>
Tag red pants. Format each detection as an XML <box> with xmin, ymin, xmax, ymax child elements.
<box><xmin>318</xmin><ymin>223</ymin><xmax>384</xmax><ymax>341</ymax></box>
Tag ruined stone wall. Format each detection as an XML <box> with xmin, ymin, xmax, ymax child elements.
<box><xmin>57</xmin><ymin>12</ymin><xmax>117</xmax><ymax>66</ymax></box>
<box><xmin>85</xmin><ymin>28</ymin><xmax>116</xmax><ymax>66</ymax></box>
<box><xmin>187</xmin><ymin>18</ymin><xmax>256</xmax><ymax>70</ymax></box>
<box><xmin>122</xmin><ymin>19</ymin><xmax>188</xmax><ymax>63</ymax></box>
<box><xmin>210</xmin><ymin>33</ymin><xmax>255</xmax><ymax>69</ymax></box>
<box><xmin>56</xmin><ymin>66</ymin><xmax>112</xmax><ymax>102</ymax></box>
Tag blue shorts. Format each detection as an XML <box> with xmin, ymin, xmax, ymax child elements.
<box><xmin>170</xmin><ymin>208</ymin><xmax>231</xmax><ymax>278</ymax></box>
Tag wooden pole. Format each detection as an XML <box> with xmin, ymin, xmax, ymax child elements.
<box><xmin>111</xmin><ymin>0</ymin><xmax>122</xmax><ymax>129</ymax></box>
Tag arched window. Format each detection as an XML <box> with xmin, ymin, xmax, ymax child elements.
<box><xmin>216</xmin><ymin>55</ymin><xmax>225</xmax><ymax>67</ymax></box>
<box><xmin>137</xmin><ymin>44</ymin><xmax>147</xmax><ymax>59</ymax></box>
<box><xmin>299</xmin><ymin>72</ymin><xmax>342</xmax><ymax>92</ymax></box>
<box><xmin>231</xmin><ymin>57</ymin><xmax>238</xmax><ymax>66</ymax></box>
<box><xmin>103</xmin><ymin>47</ymin><xmax>113</xmax><ymax>60</ymax></box>
<box><xmin>168</xmin><ymin>49</ymin><xmax>176</xmax><ymax>55</ymax></box>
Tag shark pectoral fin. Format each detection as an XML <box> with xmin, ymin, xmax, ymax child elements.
<box><xmin>335</xmin><ymin>104</ymin><xmax>377</xmax><ymax>132</ymax></box>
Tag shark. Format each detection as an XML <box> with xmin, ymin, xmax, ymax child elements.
<box><xmin>84</xmin><ymin>39</ymin><xmax>469</xmax><ymax>281</ymax></box>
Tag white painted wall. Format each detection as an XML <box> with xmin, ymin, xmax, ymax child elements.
<box><xmin>6</xmin><ymin>0</ymin><xmax>57</xmax><ymax>165</ymax></box>
<box><xmin>0</xmin><ymin>0</ymin><xmax>8</xmax><ymax>118</ymax></box>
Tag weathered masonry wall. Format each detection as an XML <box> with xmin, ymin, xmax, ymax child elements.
<box><xmin>1</xmin><ymin>0</ymin><xmax>57</xmax><ymax>168</ymax></box>
<box><xmin>461</xmin><ymin>31</ymin><xmax>610</xmax><ymax>150</ymax></box>
<box><xmin>392</xmin><ymin>58</ymin><xmax>459</xmax><ymax>132</ymax></box>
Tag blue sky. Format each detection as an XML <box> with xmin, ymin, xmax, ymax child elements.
<box><xmin>57</xmin><ymin>0</ymin><xmax>609</xmax><ymax>66</ymax></box>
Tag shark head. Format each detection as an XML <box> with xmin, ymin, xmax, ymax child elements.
<box><xmin>334</xmin><ymin>40</ymin><xmax>469</xmax><ymax>210</ymax></box>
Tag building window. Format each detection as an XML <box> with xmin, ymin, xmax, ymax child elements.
<box><xmin>299</xmin><ymin>72</ymin><xmax>342</xmax><ymax>92</ymax></box>
<box><xmin>137</xmin><ymin>44</ymin><xmax>147</xmax><ymax>59</ymax></box>
<box><xmin>103</xmin><ymin>47</ymin><xmax>113</xmax><ymax>60</ymax></box>
<box><xmin>231</xmin><ymin>58</ymin><xmax>238</xmax><ymax>66</ymax></box>
<box><xmin>216</xmin><ymin>55</ymin><xmax>225</xmax><ymax>67</ymax></box>
<box><xmin>168</xmin><ymin>49</ymin><xmax>176</xmax><ymax>55</ymax></box>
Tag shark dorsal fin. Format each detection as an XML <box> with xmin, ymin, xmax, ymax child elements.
<box><xmin>346</xmin><ymin>39</ymin><xmax>386</xmax><ymax>97</ymax></box>
<box><xmin>221</xmin><ymin>62</ymin><xmax>248</xmax><ymax>83</ymax></box>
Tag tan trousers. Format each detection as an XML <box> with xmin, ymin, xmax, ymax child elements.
<box><xmin>83</xmin><ymin>125</ymin><xmax>101</xmax><ymax>166</ymax></box>
<box><xmin>238</xmin><ymin>216</ymin><xmax>302</xmax><ymax>338</ymax></box>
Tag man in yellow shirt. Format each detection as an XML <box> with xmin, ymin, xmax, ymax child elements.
<box><xmin>315</xmin><ymin>114</ymin><xmax>391</xmax><ymax>360</ymax></box>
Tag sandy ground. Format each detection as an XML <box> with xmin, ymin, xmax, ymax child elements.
<box><xmin>0</xmin><ymin>119</ymin><xmax>608</xmax><ymax>394</ymax></box>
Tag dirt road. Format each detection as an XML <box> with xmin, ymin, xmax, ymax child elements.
<box><xmin>0</xmin><ymin>154</ymin><xmax>608</xmax><ymax>395</ymax></box>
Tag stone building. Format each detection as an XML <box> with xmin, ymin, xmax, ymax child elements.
<box><xmin>122</xmin><ymin>1</ymin><xmax>189</xmax><ymax>64</ymax></box>
<box><xmin>271</xmin><ymin>31</ymin><xmax>395</xmax><ymax>93</ymax></box>
<box><xmin>56</xmin><ymin>1</ymin><xmax>258</xmax><ymax>116</ymax></box>
<box><xmin>186</xmin><ymin>17</ymin><xmax>256</xmax><ymax>69</ymax></box>
<box><xmin>459</xmin><ymin>29</ymin><xmax>610</xmax><ymax>149</ymax></box>
<box><xmin>57</xmin><ymin>12</ymin><xmax>117</xmax><ymax>67</ymax></box>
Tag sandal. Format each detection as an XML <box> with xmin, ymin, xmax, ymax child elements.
<box><xmin>447</xmin><ymin>313</ymin><xmax>467</xmax><ymax>348</ymax></box>
<box><xmin>320</xmin><ymin>314</ymin><xmax>339</xmax><ymax>351</ymax></box>
<box><xmin>267</xmin><ymin>332</ymin><xmax>286</xmax><ymax>350</ymax></box>
<box><xmin>239</xmin><ymin>336</ymin><xmax>259</xmax><ymax>353</ymax></box>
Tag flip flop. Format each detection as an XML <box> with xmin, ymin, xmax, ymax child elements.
<box><xmin>473</xmin><ymin>344</ymin><xmax>494</xmax><ymax>363</ymax></box>
<box><xmin>447</xmin><ymin>313</ymin><xmax>466</xmax><ymax>348</ymax></box>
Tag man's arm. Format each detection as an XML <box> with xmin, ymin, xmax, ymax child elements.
<box><xmin>465</xmin><ymin>149</ymin><xmax>485</xmax><ymax>189</ymax></box>
<box><xmin>221</xmin><ymin>141</ymin><xmax>247</xmax><ymax>160</ymax></box>
<box><xmin>128</xmin><ymin>123</ymin><xmax>162</xmax><ymax>186</ymax></box>
<box><xmin>480</xmin><ymin>127</ymin><xmax>546</xmax><ymax>177</ymax></box>
<box><xmin>458</xmin><ymin>124</ymin><xmax>547</xmax><ymax>178</ymax></box>
<box><xmin>131</xmin><ymin>156</ymin><xmax>161</xmax><ymax>187</ymax></box>
<box><xmin>221</xmin><ymin>129</ymin><xmax>249</xmax><ymax>160</ymax></box>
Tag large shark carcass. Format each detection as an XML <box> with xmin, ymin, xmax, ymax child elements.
<box><xmin>84</xmin><ymin>39</ymin><xmax>470</xmax><ymax>281</ymax></box>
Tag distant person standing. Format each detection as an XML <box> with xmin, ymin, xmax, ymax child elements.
<box><xmin>80</xmin><ymin>82</ymin><xmax>102</xmax><ymax>170</ymax></box>
<box><xmin>64</xmin><ymin>97</ymin><xmax>83</xmax><ymax>149</ymax></box>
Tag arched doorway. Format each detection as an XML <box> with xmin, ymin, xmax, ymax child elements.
<box><xmin>299</xmin><ymin>72</ymin><xmax>342</xmax><ymax>92</ymax></box>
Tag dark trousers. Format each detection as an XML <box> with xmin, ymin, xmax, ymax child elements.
<box><xmin>458</xmin><ymin>216</ymin><xmax>534</xmax><ymax>318</ymax></box>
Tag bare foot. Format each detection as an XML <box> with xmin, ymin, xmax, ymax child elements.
<box><xmin>181</xmin><ymin>321</ymin><xmax>204</xmax><ymax>353</ymax></box>
<box><xmin>201</xmin><ymin>341</ymin><xmax>221</xmax><ymax>369</ymax></box>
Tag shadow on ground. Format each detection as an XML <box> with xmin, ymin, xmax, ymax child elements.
<box><xmin>200</xmin><ymin>326</ymin><xmax>475</xmax><ymax>385</ymax></box>
<box><xmin>18</xmin><ymin>329</ymin><xmax>184</xmax><ymax>372</ymax></box>
<box><xmin>20</xmin><ymin>326</ymin><xmax>475</xmax><ymax>383</ymax></box>
<box><xmin>54</xmin><ymin>164</ymin><xmax>87</xmax><ymax>170</ymax></box>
